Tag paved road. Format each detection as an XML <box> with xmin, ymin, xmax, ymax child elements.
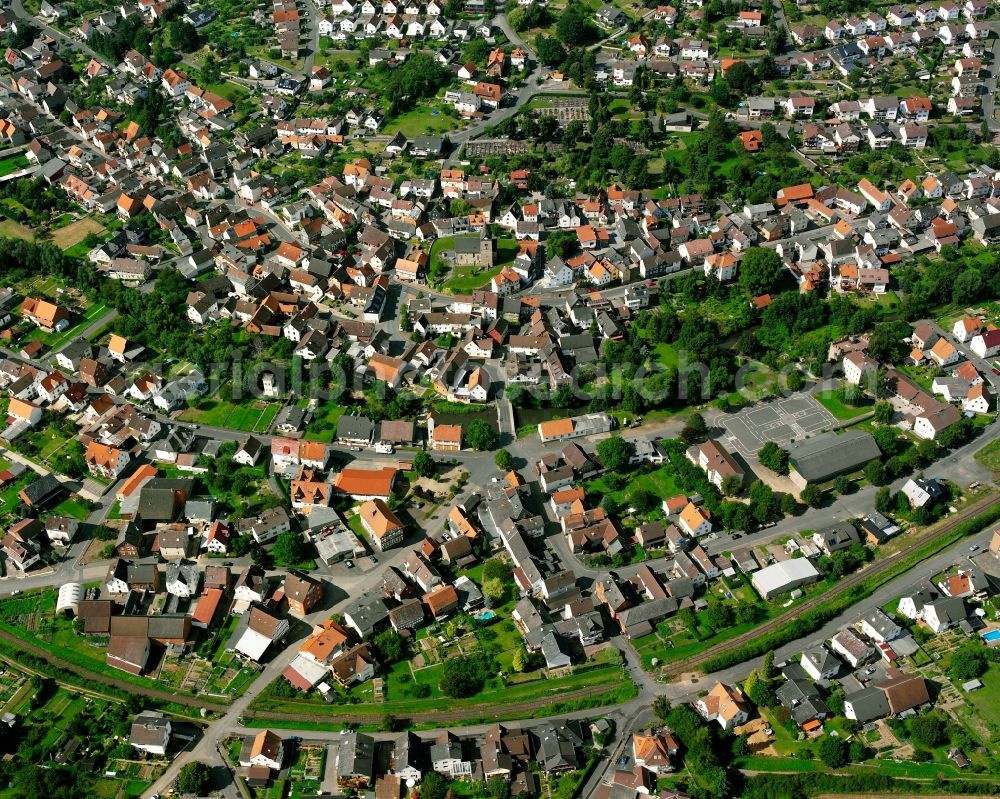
<box><xmin>11</xmin><ymin>0</ymin><xmax>110</xmax><ymax>65</ymax></box>
<box><xmin>919</xmin><ymin>317</ymin><xmax>1000</xmax><ymax>393</ymax></box>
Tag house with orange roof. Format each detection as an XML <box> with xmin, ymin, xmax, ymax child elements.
<box><xmin>6</xmin><ymin>398</ymin><xmax>42</xmax><ymax>431</ymax></box>
<box><xmin>423</xmin><ymin>584</ymin><xmax>460</xmax><ymax>619</ymax></box>
<box><xmin>695</xmin><ymin>682</ymin><xmax>751</xmax><ymax>729</ymax></box>
<box><xmin>430</xmin><ymin>419</ymin><xmax>463</xmax><ymax>451</ymax></box>
<box><xmin>775</xmin><ymin>183</ymin><xmax>814</xmax><ymax>206</ymax></box>
<box><xmin>538</xmin><ymin>412</ymin><xmax>613</xmax><ymax>443</ymax></box>
<box><xmin>632</xmin><ymin>732</ymin><xmax>675</xmax><ymax>774</ymax></box>
<box><xmin>367</xmin><ymin>354</ymin><xmax>406</xmax><ymax>387</ymax></box>
<box><xmin>359</xmin><ymin>498</ymin><xmax>405</xmax><ymax>551</ymax></box>
<box><xmin>192</xmin><ymin>587</ymin><xmax>224</xmax><ymax>629</ymax></box>
<box><xmin>964</xmin><ymin>382</ymin><xmax>990</xmax><ymax>414</ymax></box>
<box><xmin>85</xmin><ymin>442</ymin><xmax>131</xmax><ymax>480</ymax></box>
<box><xmin>678</xmin><ymin>502</ymin><xmax>712</xmax><ymax>537</ymax></box>
<box><xmin>117</xmin><ymin>464</ymin><xmax>157</xmax><ymax>501</ymax></box>
<box><xmin>291</xmin><ymin>466</ymin><xmax>332</xmax><ymax>509</ymax></box>
<box><xmin>739</xmin><ymin>130</ymin><xmax>762</xmax><ymax>152</ymax></box>
<box><xmin>299</xmin><ymin>620</ymin><xmax>350</xmax><ymax>664</ymax></box>
<box><xmin>928</xmin><ymin>337</ymin><xmax>959</xmax><ymax>367</ymax></box>
<box><xmin>108</xmin><ymin>334</ymin><xmax>130</xmax><ymax>362</ymax></box>
<box><xmin>952</xmin><ymin>316</ymin><xmax>982</xmax><ymax>342</ymax></box>
<box><xmin>298</xmin><ymin>440</ymin><xmax>329</xmax><ymax>469</ymax></box>
<box><xmin>20</xmin><ymin>297</ymin><xmax>69</xmax><ymax>332</ymax></box>
<box><xmin>333</xmin><ymin>466</ymin><xmax>398</xmax><ymax>501</ymax></box>
<box><xmin>705</xmin><ymin>251</ymin><xmax>738</xmax><ymax>282</ymax></box>
<box><xmin>447</xmin><ymin>505</ymin><xmax>479</xmax><ymax>539</ymax></box>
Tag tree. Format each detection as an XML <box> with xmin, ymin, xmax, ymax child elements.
<box><xmin>413</xmin><ymin>450</ymin><xmax>437</xmax><ymax>478</ymax></box>
<box><xmin>873</xmin><ymin>401</ymin><xmax>893</xmax><ymax>425</ymax></box>
<box><xmin>482</xmin><ymin>557</ymin><xmax>509</xmax><ymax>582</ymax></box>
<box><xmin>738</xmin><ymin>247</ymin><xmax>784</xmax><ymax>296</ymax></box>
<box><xmin>817</xmin><ymin>735</ymin><xmax>849</xmax><ymax>768</ymax></box>
<box><xmin>439</xmin><ymin>655</ymin><xmax>485</xmax><ymax>698</ymax></box>
<box><xmin>744</xmin><ymin>668</ymin><xmax>775</xmax><ymax>708</ymax></box>
<box><xmin>800</xmin><ymin>484</ymin><xmax>823</xmax><ymax>508</ymax></box>
<box><xmin>758</xmin><ymin>441</ymin><xmax>789</xmax><ymax>475</ymax></box>
<box><xmin>494</xmin><ymin>450</ymin><xmax>514</xmax><ymax>471</ymax></box>
<box><xmin>534</xmin><ymin>34</ymin><xmax>566</xmax><ymax>65</ymax></box>
<box><xmin>653</xmin><ymin>695</ymin><xmax>672</xmax><ymax>722</ymax></box>
<box><xmin>949</xmin><ymin>643</ymin><xmax>990</xmax><ymax>680</ymax></box>
<box><xmin>834</xmin><ymin>475</ymin><xmax>852</xmax><ymax>495</ymax></box>
<box><xmin>486</xmin><ymin>777</ymin><xmax>511</xmax><ymax>799</ymax></box>
<box><xmin>864</xmin><ymin>460</ymin><xmax>887</xmax><ymax>486</ymax></box>
<box><xmin>630</xmin><ymin>488</ymin><xmax>657</xmax><ymax>514</ymax></box>
<box><xmin>556</xmin><ymin>4</ymin><xmax>596</xmax><ymax>45</ymax></box>
<box><xmin>679</xmin><ymin>412</ymin><xmax>707</xmax><ymax>444</ymax></box>
<box><xmin>93</xmin><ymin>524</ymin><xmax>116</xmax><ymax>541</ymax></box>
<box><xmin>786</xmin><ymin>369</ymin><xmax>805</xmax><ymax>392</ymax></box>
<box><xmin>597</xmin><ymin>435</ymin><xmax>630</xmax><ymax>471</ymax></box>
<box><xmin>466</xmin><ymin>419</ymin><xmax>498</xmax><ymax>451</ymax></box>
<box><xmin>780</xmin><ymin>492</ymin><xmax>799</xmax><ymax>515</ymax></box>
<box><xmin>177</xmin><ymin>761</ymin><xmax>213</xmax><ymax>795</ymax></box>
<box><xmin>421</xmin><ymin>771</ymin><xmax>449</xmax><ymax>799</ymax></box>
<box><xmin>721</xmin><ymin>474</ymin><xmax>744</xmax><ymax>497</ymax></box>
<box><xmin>875</xmin><ymin>485</ymin><xmax>893</xmax><ymax>513</ymax></box>
<box><xmin>271</xmin><ymin>531</ymin><xmax>308</xmax><ymax>567</ymax></box>
<box><xmin>512</xmin><ymin>647</ymin><xmax>527</xmax><ymax>673</ymax></box>
<box><xmin>761</xmin><ymin>650</ymin><xmax>775</xmax><ymax>681</ymax></box>
<box><xmin>910</xmin><ymin>712</ymin><xmax>948</xmax><ymax>748</ymax></box>
<box><xmin>374</xmin><ymin>629</ymin><xmax>408</xmax><ymax>664</ymax></box>
<box><xmin>482</xmin><ymin>577</ymin><xmax>507</xmax><ymax>608</ymax></box>
<box><xmin>706</xmin><ymin>602</ymin><xmax>734</xmax><ymax>630</ymax></box>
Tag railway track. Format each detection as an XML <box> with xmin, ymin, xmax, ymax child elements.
<box><xmin>657</xmin><ymin>492</ymin><xmax>1000</xmax><ymax>677</ymax></box>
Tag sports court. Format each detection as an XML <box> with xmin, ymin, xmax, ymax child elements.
<box><xmin>720</xmin><ymin>393</ymin><xmax>837</xmax><ymax>456</ymax></box>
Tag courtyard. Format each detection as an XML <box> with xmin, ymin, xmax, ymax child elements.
<box><xmin>719</xmin><ymin>392</ymin><xmax>837</xmax><ymax>457</ymax></box>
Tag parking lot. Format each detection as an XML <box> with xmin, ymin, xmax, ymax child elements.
<box><xmin>720</xmin><ymin>393</ymin><xmax>837</xmax><ymax>457</ymax></box>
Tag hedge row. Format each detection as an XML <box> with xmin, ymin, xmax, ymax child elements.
<box><xmin>703</xmin><ymin>503</ymin><xmax>1000</xmax><ymax>672</ymax></box>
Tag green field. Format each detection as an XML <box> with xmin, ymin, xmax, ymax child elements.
<box><xmin>179</xmin><ymin>396</ymin><xmax>280</xmax><ymax>432</ymax></box>
<box><xmin>383</xmin><ymin>107</ymin><xmax>457</xmax><ymax>137</ymax></box>
<box><xmin>584</xmin><ymin>462</ymin><xmax>683</xmax><ymax>510</ymax></box>
<box><xmin>441</xmin><ymin>238</ymin><xmax>520</xmax><ymax>294</ymax></box>
<box><xmin>0</xmin><ymin>153</ymin><xmax>29</xmax><ymax>177</ymax></box>
<box><xmin>251</xmin><ymin>628</ymin><xmax>634</xmax><ymax>723</ymax></box>
<box><xmin>21</xmin><ymin>301</ymin><xmax>111</xmax><ymax>351</ymax></box>
<box><xmin>302</xmin><ymin>401</ymin><xmax>348</xmax><ymax>442</ymax></box>
<box><xmin>814</xmin><ymin>389</ymin><xmax>872</xmax><ymax>421</ymax></box>
<box><xmin>975</xmin><ymin>439</ymin><xmax>1000</xmax><ymax>475</ymax></box>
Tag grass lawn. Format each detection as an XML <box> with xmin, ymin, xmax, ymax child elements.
<box><xmin>0</xmin><ymin>153</ymin><xmax>29</xmax><ymax>177</ymax></box>
<box><xmin>441</xmin><ymin>238</ymin><xmax>520</xmax><ymax>294</ymax></box>
<box><xmin>252</xmin><ymin>640</ymin><xmax>632</xmax><ymax>722</ymax></box>
<box><xmin>428</xmin><ymin>235</ymin><xmax>454</xmax><ymax>286</ymax></box>
<box><xmin>651</xmin><ymin>342</ymin><xmax>678</xmax><ymax>369</ymax></box>
<box><xmin>584</xmin><ymin>463</ymin><xmax>682</xmax><ymax>509</ymax></box>
<box><xmin>974</xmin><ymin>438</ymin><xmax>1000</xmax><ymax>475</ymax></box>
<box><xmin>383</xmin><ymin>107</ymin><xmax>457</xmax><ymax>137</ymax></box>
<box><xmin>178</xmin><ymin>394</ymin><xmax>281</xmax><ymax>433</ymax></box>
<box><xmin>734</xmin><ymin>755</ymin><xmax>822</xmax><ymax>772</ymax></box>
<box><xmin>442</xmin><ymin>264</ymin><xmax>504</xmax><ymax>294</ymax></box>
<box><xmin>50</xmin><ymin>496</ymin><xmax>91</xmax><ymax>521</ymax></box>
<box><xmin>202</xmin><ymin>80</ymin><xmax>250</xmax><ymax>103</ymax></box>
<box><xmin>0</xmin><ymin>217</ymin><xmax>33</xmax><ymax>241</ymax></box>
<box><xmin>21</xmin><ymin>301</ymin><xmax>111</xmax><ymax>351</ymax></box>
<box><xmin>303</xmin><ymin>401</ymin><xmax>347</xmax><ymax>442</ymax></box>
<box><xmin>956</xmin><ymin>660</ymin><xmax>1000</xmax><ymax>737</ymax></box>
<box><xmin>52</xmin><ymin>217</ymin><xmax>105</xmax><ymax>251</ymax></box>
<box><xmin>814</xmin><ymin>389</ymin><xmax>871</xmax><ymax>421</ymax></box>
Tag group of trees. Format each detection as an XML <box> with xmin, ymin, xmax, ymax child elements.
<box><xmin>757</xmin><ymin>441</ymin><xmax>789</xmax><ymax>475</ymax></box>
<box><xmin>439</xmin><ymin>649</ymin><xmax>495</xmax><ymax>698</ymax></box>
<box><xmin>381</xmin><ymin>53</ymin><xmax>452</xmax><ymax>116</ymax></box>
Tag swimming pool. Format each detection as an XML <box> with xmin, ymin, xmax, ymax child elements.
<box><xmin>475</xmin><ymin>610</ymin><xmax>496</xmax><ymax>622</ymax></box>
<box><xmin>981</xmin><ymin>629</ymin><xmax>1000</xmax><ymax>643</ymax></box>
